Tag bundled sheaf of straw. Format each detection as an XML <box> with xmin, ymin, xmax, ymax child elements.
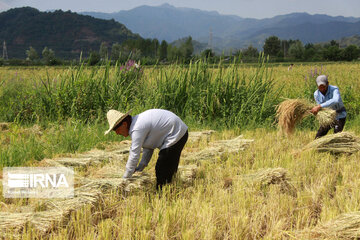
<box><xmin>276</xmin><ymin>99</ymin><xmax>336</xmax><ymax>135</ymax></box>
<box><xmin>0</xmin><ymin>212</ymin><xmax>32</xmax><ymax>233</ymax></box>
<box><xmin>244</xmin><ymin>167</ymin><xmax>289</xmax><ymax>185</ymax></box>
<box><xmin>188</xmin><ymin>130</ymin><xmax>216</xmax><ymax>143</ymax></box>
<box><xmin>183</xmin><ymin>135</ymin><xmax>254</xmax><ymax>162</ymax></box>
<box><xmin>316</xmin><ymin>108</ymin><xmax>337</xmax><ymax>128</ymax></box>
<box><xmin>243</xmin><ymin>168</ymin><xmax>297</xmax><ymax>196</ymax></box>
<box><xmin>303</xmin><ymin>132</ymin><xmax>360</xmax><ymax>154</ymax></box>
<box><xmin>177</xmin><ymin>165</ymin><xmax>198</xmax><ymax>184</ymax></box>
<box><xmin>299</xmin><ymin>212</ymin><xmax>360</xmax><ymax>239</ymax></box>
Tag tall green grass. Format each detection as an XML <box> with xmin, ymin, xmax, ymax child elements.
<box><xmin>141</xmin><ymin>57</ymin><xmax>278</xmax><ymax>128</ymax></box>
<box><xmin>0</xmin><ymin>56</ymin><xmax>279</xmax><ymax>128</ymax></box>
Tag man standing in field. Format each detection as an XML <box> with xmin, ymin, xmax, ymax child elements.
<box><xmin>311</xmin><ymin>75</ymin><xmax>347</xmax><ymax>138</ymax></box>
<box><xmin>105</xmin><ymin>109</ymin><xmax>188</xmax><ymax>189</ymax></box>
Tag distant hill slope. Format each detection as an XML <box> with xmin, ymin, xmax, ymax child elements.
<box><xmin>0</xmin><ymin>7</ymin><xmax>141</xmax><ymax>59</ymax></box>
<box><xmin>82</xmin><ymin>4</ymin><xmax>360</xmax><ymax>51</ymax></box>
<box><xmin>338</xmin><ymin>35</ymin><xmax>360</xmax><ymax>47</ymax></box>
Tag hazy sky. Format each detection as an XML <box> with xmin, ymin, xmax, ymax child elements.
<box><xmin>1</xmin><ymin>0</ymin><xmax>359</xmax><ymax>19</ymax></box>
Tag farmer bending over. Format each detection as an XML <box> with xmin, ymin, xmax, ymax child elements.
<box><xmin>311</xmin><ymin>75</ymin><xmax>347</xmax><ymax>139</ymax></box>
<box><xmin>105</xmin><ymin>109</ymin><xmax>188</xmax><ymax>189</ymax></box>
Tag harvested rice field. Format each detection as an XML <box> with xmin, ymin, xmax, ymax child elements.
<box><xmin>1</xmin><ymin>62</ymin><xmax>360</xmax><ymax>239</ymax></box>
<box><xmin>1</xmin><ymin>127</ymin><xmax>360</xmax><ymax>239</ymax></box>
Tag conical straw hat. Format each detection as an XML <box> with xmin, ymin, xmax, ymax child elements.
<box><xmin>104</xmin><ymin>109</ymin><xmax>132</xmax><ymax>135</ymax></box>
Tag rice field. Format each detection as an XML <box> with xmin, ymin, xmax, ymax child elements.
<box><xmin>1</xmin><ymin>60</ymin><xmax>360</xmax><ymax>239</ymax></box>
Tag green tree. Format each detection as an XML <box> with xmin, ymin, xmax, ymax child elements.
<box><xmin>304</xmin><ymin>46</ymin><xmax>316</xmax><ymax>61</ymax></box>
<box><xmin>201</xmin><ymin>49</ymin><xmax>215</xmax><ymax>58</ymax></box>
<box><xmin>99</xmin><ymin>42</ymin><xmax>108</xmax><ymax>60</ymax></box>
<box><xmin>281</xmin><ymin>40</ymin><xmax>290</xmax><ymax>58</ymax></box>
<box><xmin>158</xmin><ymin>40</ymin><xmax>168</xmax><ymax>61</ymax></box>
<box><xmin>330</xmin><ymin>40</ymin><xmax>339</xmax><ymax>47</ymax></box>
<box><xmin>242</xmin><ymin>45</ymin><xmax>259</xmax><ymax>58</ymax></box>
<box><xmin>323</xmin><ymin>45</ymin><xmax>342</xmax><ymax>61</ymax></box>
<box><xmin>42</xmin><ymin>47</ymin><xmax>55</xmax><ymax>65</ymax></box>
<box><xmin>288</xmin><ymin>41</ymin><xmax>304</xmax><ymax>60</ymax></box>
<box><xmin>152</xmin><ymin>39</ymin><xmax>159</xmax><ymax>58</ymax></box>
<box><xmin>167</xmin><ymin>45</ymin><xmax>182</xmax><ymax>61</ymax></box>
<box><xmin>26</xmin><ymin>46</ymin><xmax>39</xmax><ymax>61</ymax></box>
<box><xmin>111</xmin><ymin>43</ymin><xmax>121</xmax><ymax>60</ymax></box>
<box><xmin>263</xmin><ymin>36</ymin><xmax>281</xmax><ymax>57</ymax></box>
<box><xmin>180</xmin><ymin>36</ymin><xmax>194</xmax><ymax>62</ymax></box>
<box><xmin>341</xmin><ymin>45</ymin><xmax>360</xmax><ymax>61</ymax></box>
<box><xmin>88</xmin><ymin>51</ymin><xmax>100</xmax><ymax>65</ymax></box>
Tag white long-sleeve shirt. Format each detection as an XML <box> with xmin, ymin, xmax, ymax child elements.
<box><xmin>123</xmin><ymin>109</ymin><xmax>188</xmax><ymax>178</ymax></box>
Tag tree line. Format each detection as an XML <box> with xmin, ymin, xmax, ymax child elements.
<box><xmin>261</xmin><ymin>36</ymin><xmax>360</xmax><ymax>62</ymax></box>
<box><xmin>1</xmin><ymin>35</ymin><xmax>359</xmax><ymax>66</ymax></box>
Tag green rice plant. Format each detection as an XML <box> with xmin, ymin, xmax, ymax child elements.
<box><xmin>140</xmin><ymin>55</ymin><xmax>279</xmax><ymax>128</ymax></box>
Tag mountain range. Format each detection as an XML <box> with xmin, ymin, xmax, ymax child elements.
<box><xmin>82</xmin><ymin>3</ymin><xmax>360</xmax><ymax>51</ymax></box>
<box><xmin>0</xmin><ymin>7</ymin><xmax>140</xmax><ymax>59</ymax></box>
<box><xmin>1</xmin><ymin>5</ymin><xmax>360</xmax><ymax>59</ymax></box>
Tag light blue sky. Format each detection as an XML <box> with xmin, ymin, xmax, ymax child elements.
<box><xmin>1</xmin><ymin>0</ymin><xmax>359</xmax><ymax>19</ymax></box>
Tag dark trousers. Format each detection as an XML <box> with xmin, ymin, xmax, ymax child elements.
<box><xmin>315</xmin><ymin>117</ymin><xmax>346</xmax><ymax>139</ymax></box>
<box><xmin>155</xmin><ymin>131</ymin><xmax>188</xmax><ymax>189</ymax></box>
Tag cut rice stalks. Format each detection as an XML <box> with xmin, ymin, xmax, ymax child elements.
<box><xmin>303</xmin><ymin>132</ymin><xmax>360</xmax><ymax>154</ymax></box>
<box><xmin>299</xmin><ymin>211</ymin><xmax>360</xmax><ymax>239</ymax></box>
<box><xmin>243</xmin><ymin>167</ymin><xmax>297</xmax><ymax>196</ymax></box>
<box><xmin>276</xmin><ymin>99</ymin><xmax>337</xmax><ymax>135</ymax></box>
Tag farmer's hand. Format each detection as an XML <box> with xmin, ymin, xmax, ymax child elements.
<box><xmin>311</xmin><ymin>105</ymin><xmax>322</xmax><ymax>115</ymax></box>
<box><xmin>135</xmin><ymin>162</ymin><xmax>146</xmax><ymax>172</ymax></box>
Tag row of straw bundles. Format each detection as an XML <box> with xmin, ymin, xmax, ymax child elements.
<box><xmin>276</xmin><ymin>99</ymin><xmax>337</xmax><ymax>135</ymax></box>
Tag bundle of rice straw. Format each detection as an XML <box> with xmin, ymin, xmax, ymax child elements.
<box><xmin>303</xmin><ymin>132</ymin><xmax>360</xmax><ymax>154</ymax></box>
<box><xmin>183</xmin><ymin>135</ymin><xmax>254</xmax><ymax>162</ymax></box>
<box><xmin>243</xmin><ymin>168</ymin><xmax>297</xmax><ymax>196</ymax></box>
<box><xmin>276</xmin><ymin>99</ymin><xmax>337</xmax><ymax>135</ymax></box>
<box><xmin>276</xmin><ymin>99</ymin><xmax>313</xmax><ymax>134</ymax></box>
<box><xmin>244</xmin><ymin>167</ymin><xmax>289</xmax><ymax>186</ymax></box>
<box><xmin>300</xmin><ymin>211</ymin><xmax>360</xmax><ymax>239</ymax></box>
<box><xmin>177</xmin><ymin>165</ymin><xmax>198</xmax><ymax>184</ymax></box>
<box><xmin>188</xmin><ymin>130</ymin><xmax>216</xmax><ymax>143</ymax></box>
<box><xmin>316</xmin><ymin>108</ymin><xmax>337</xmax><ymax>128</ymax></box>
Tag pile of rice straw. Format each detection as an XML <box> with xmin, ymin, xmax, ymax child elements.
<box><xmin>183</xmin><ymin>135</ymin><xmax>254</xmax><ymax>162</ymax></box>
<box><xmin>303</xmin><ymin>132</ymin><xmax>360</xmax><ymax>154</ymax></box>
<box><xmin>276</xmin><ymin>99</ymin><xmax>337</xmax><ymax>135</ymax></box>
<box><xmin>243</xmin><ymin>167</ymin><xmax>297</xmax><ymax>196</ymax></box>
<box><xmin>188</xmin><ymin>130</ymin><xmax>216</xmax><ymax>143</ymax></box>
<box><xmin>300</xmin><ymin>211</ymin><xmax>360</xmax><ymax>239</ymax></box>
<box><xmin>177</xmin><ymin>165</ymin><xmax>198</xmax><ymax>184</ymax></box>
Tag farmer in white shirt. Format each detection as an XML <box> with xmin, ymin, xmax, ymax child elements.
<box><xmin>311</xmin><ymin>75</ymin><xmax>347</xmax><ymax>139</ymax></box>
<box><xmin>105</xmin><ymin>109</ymin><xmax>188</xmax><ymax>189</ymax></box>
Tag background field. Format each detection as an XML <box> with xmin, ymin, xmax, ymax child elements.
<box><xmin>1</xmin><ymin>60</ymin><xmax>360</xmax><ymax>239</ymax></box>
